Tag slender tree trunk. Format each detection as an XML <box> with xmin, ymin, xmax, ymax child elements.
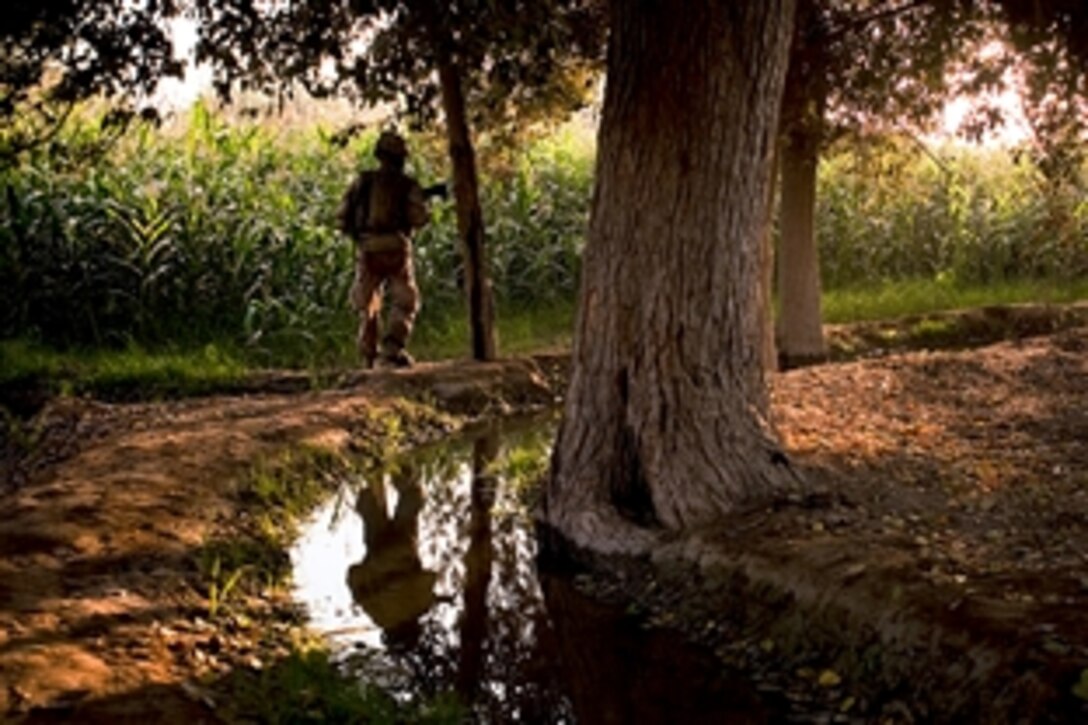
<box><xmin>776</xmin><ymin>124</ymin><xmax>827</xmax><ymax>368</ymax></box>
<box><xmin>545</xmin><ymin>0</ymin><xmax>799</xmax><ymax>555</ymax></box>
<box><xmin>776</xmin><ymin>0</ymin><xmax>828</xmax><ymax>369</ymax></box>
<box><xmin>423</xmin><ymin>6</ymin><xmax>497</xmax><ymax>361</ymax></box>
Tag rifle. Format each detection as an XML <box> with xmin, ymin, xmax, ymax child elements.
<box><xmin>422</xmin><ymin>182</ymin><xmax>449</xmax><ymax>201</ymax></box>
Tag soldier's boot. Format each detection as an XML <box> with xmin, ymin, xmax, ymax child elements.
<box><xmin>387</xmin><ymin>349</ymin><xmax>414</xmax><ymax>368</ymax></box>
<box><xmin>379</xmin><ymin>336</ymin><xmax>414</xmax><ymax>368</ymax></box>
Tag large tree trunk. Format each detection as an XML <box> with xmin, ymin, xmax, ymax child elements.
<box><xmin>544</xmin><ymin>0</ymin><xmax>799</xmax><ymax>555</ymax></box>
<box><xmin>760</xmin><ymin>145</ymin><xmax>781</xmax><ymax>373</ymax></box>
<box><xmin>424</xmin><ymin>6</ymin><xmax>497</xmax><ymax>362</ymax></box>
<box><xmin>776</xmin><ymin>123</ymin><xmax>827</xmax><ymax>368</ymax></box>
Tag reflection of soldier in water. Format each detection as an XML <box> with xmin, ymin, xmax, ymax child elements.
<box><xmin>347</xmin><ymin>463</ymin><xmax>436</xmax><ymax>650</ymax></box>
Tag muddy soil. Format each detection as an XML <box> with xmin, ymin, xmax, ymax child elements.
<box><xmin>582</xmin><ymin>325</ymin><xmax>1088</xmax><ymax>722</ymax></box>
<box><xmin>0</xmin><ymin>307</ymin><xmax>1085</xmax><ymax>722</ymax></box>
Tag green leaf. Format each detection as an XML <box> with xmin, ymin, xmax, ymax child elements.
<box><xmin>1073</xmin><ymin>670</ymin><xmax>1088</xmax><ymax>701</ymax></box>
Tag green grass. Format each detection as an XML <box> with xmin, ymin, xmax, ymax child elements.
<box><xmin>822</xmin><ymin>278</ymin><xmax>1088</xmax><ymax>324</ymax></box>
<box><xmin>411</xmin><ymin>301</ymin><xmax>575</xmax><ymax>360</ymax></box>
<box><xmin>1</xmin><ymin>105</ymin><xmax>592</xmax><ymax>355</ymax></box>
<box><xmin>6</xmin><ymin>105</ymin><xmax>1086</xmax><ymax>371</ymax></box>
<box><xmin>215</xmin><ymin>647</ymin><xmax>464</xmax><ymax>724</ymax></box>
<box><xmin>4</xmin><ymin>279</ymin><xmax>1085</xmax><ymax>402</ymax></box>
<box><xmin>0</xmin><ymin>339</ymin><xmax>249</xmax><ymax>398</ymax></box>
<box><xmin>817</xmin><ymin>139</ymin><xmax>1088</xmax><ymax>289</ymax></box>
<box><xmin>494</xmin><ymin>301</ymin><xmax>576</xmax><ymax>354</ymax></box>
<box><xmin>0</xmin><ymin>302</ymin><xmax>574</xmax><ymax>400</ymax></box>
<box><xmin>409</xmin><ymin>311</ymin><xmax>476</xmax><ymax>361</ymax></box>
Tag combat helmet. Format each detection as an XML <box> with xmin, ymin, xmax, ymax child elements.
<box><xmin>374</xmin><ymin>130</ymin><xmax>408</xmax><ymax>160</ymax></box>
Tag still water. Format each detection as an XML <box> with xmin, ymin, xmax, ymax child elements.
<box><xmin>291</xmin><ymin>415</ymin><xmax>773</xmax><ymax>724</ymax></box>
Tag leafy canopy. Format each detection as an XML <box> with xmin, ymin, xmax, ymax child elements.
<box><xmin>3</xmin><ymin>1</ymin><xmax>604</xmax><ymax>156</ymax></box>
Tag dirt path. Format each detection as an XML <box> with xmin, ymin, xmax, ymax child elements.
<box><xmin>0</xmin><ymin>321</ymin><xmax>1086</xmax><ymax>721</ymax></box>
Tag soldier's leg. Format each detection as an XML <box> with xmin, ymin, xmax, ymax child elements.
<box><xmin>353</xmin><ymin>253</ymin><xmax>384</xmax><ymax>367</ymax></box>
<box><xmin>381</xmin><ymin>251</ymin><xmax>420</xmax><ymax>366</ymax></box>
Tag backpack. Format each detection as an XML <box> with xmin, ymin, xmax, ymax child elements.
<box><xmin>339</xmin><ymin>172</ymin><xmax>374</xmax><ymax>241</ymax></box>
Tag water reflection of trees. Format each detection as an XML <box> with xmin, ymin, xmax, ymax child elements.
<box><xmin>541</xmin><ymin>574</ymin><xmax>772</xmax><ymax>725</ymax></box>
<box><xmin>341</xmin><ymin>419</ymin><xmax>571</xmax><ymax>721</ymax></box>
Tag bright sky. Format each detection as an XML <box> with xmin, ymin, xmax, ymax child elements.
<box><xmin>936</xmin><ymin>40</ymin><xmax>1034</xmax><ymax>147</ymax></box>
<box><xmin>150</xmin><ymin>18</ymin><xmax>212</xmax><ymax>109</ymax></box>
<box><xmin>938</xmin><ymin>90</ymin><xmax>1032</xmax><ymax>147</ymax></box>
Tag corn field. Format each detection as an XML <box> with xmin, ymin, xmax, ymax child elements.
<box><xmin>0</xmin><ymin>105</ymin><xmax>593</xmax><ymax>362</ymax></box>
<box><xmin>818</xmin><ymin>139</ymin><xmax>1088</xmax><ymax>289</ymax></box>
<box><xmin>1</xmin><ymin>106</ymin><xmax>1085</xmax><ymax>364</ymax></box>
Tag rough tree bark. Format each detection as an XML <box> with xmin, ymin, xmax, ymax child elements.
<box><xmin>423</xmin><ymin>4</ymin><xmax>497</xmax><ymax>362</ymax></box>
<box><xmin>545</xmin><ymin>0</ymin><xmax>799</xmax><ymax>555</ymax></box>
<box><xmin>760</xmin><ymin>145</ymin><xmax>781</xmax><ymax>373</ymax></box>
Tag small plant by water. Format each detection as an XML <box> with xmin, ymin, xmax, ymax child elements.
<box><xmin>202</xmin><ymin>555</ymin><xmax>252</xmax><ymax>620</ymax></box>
<box><xmin>193</xmin><ymin>445</ymin><xmax>359</xmax><ymax>624</ymax></box>
<box><xmin>214</xmin><ymin>647</ymin><xmax>465</xmax><ymax>724</ymax></box>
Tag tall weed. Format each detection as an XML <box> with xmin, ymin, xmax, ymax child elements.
<box><xmin>818</xmin><ymin>138</ymin><xmax>1088</xmax><ymax>288</ymax></box>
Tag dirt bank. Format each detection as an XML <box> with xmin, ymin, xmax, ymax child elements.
<box><xmin>0</xmin><ymin>359</ymin><xmax>554</xmax><ymax>722</ymax></box>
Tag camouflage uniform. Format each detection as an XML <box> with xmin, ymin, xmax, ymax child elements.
<box><xmin>338</xmin><ymin>132</ymin><xmax>428</xmax><ymax>367</ymax></box>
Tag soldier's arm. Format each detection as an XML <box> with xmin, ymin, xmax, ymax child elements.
<box><xmin>406</xmin><ymin>181</ymin><xmax>428</xmax><ymax>230</ymax></box>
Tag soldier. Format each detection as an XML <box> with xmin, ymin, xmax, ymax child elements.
<box><xmin>338</xmin><ymin>131</ymin><xmax>430</xmax><ymax>368</ymax></box>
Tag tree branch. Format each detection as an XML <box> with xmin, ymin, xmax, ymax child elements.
<box><xmin>0</xmin><ymin>99</ymin><xmax>75</xmax><ymax>166</ymax></box>
<box><xmin>825</xmin><ymin>0</ymin><xmax>930</xmax><ymax>43</ymax></box>
<box><xmin>904</xmin><ymin>130</ymin><xmax>954</xmax><ymax>176</ymax></box>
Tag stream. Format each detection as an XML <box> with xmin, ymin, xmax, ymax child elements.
<box><xmin>290</xmin><ymin>415</ymin><xmax>778</xmax><ymax>723</ymax></box>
